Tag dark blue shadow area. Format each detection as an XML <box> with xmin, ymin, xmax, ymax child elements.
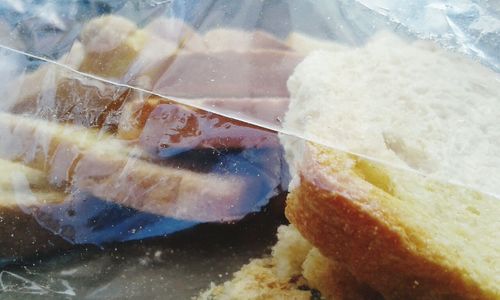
<box><xmin>27</xmin><ymin>146</ymin><xmax>285</xmax><ymax>246</ymax></box>
<box><xmin>211</xmin><ymin>147</ymin><xmax>284</xmax><ymax>216</ymax></box>
<box><xmin>33</xmin><ymin>196</ymin><xmax>198</xmax><ymax>246</ymax></box>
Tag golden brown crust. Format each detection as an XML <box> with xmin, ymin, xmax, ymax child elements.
<box><xmin>302</xmin><ymin>248</ymin><xmax>382</xmax><ymax>300</ymax></box>
<box><xmin>199</xmin><ymin>223</ymin><xmax>381</xmax><ymax>300</ymax></box>
<box><xmin>285</xmin><ymin>146</ymin><xmax>496</xmax><ymax>300</ymax></box>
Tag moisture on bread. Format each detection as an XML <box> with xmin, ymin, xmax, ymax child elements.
<box><xmin>282</xmin><ymin>32</ymin><xmax>500</xmax><ymax>299</ymax></box>
<box><xmin>195</xmin><ymin>97</ymin><xmax>290</xmax><ymax>127</ymax></box>
<box><xmin>4</xmin><ymin>42</ymin><xmax>85</xmax><ymax>111</ymax></box>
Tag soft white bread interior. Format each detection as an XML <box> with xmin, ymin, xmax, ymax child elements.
<box><xmin>282</xmin><ymin>32</ymin><xmax>500</xmax><ymax>299</ymax></box>
<box><xmin>285</xmin><ymin>31</ymin><xmax>500</xmax><ymax>197</ymax></box>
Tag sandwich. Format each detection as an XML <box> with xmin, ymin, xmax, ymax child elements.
<box><xmin>1</xmin><ymin>15</ymin><xmax>296</xmax><ymax>261</ymax></box>
<box><xmin>78</xmin><ymin>15</ymin><xmax>302</xmax><ymax>98</ymax></box>
<box><xmin>201</xmin><ymin>32</ymin><xmax>500</xmax><ymax>299</ymax></box>
<box><xmin>11</xmin><ymin>15</ymin><xmax>300</xmax><ymax>130</ymax></box>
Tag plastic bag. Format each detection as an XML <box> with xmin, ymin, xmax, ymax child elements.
<box><xmin>2</xmin><ymin>0</ymin><xmax>499</xmax><ymax>197</ymax></box>
<box><xmin>0</xmin><ymin>0</ymin><xmax>498</xmax><ymax>298</ymax></box>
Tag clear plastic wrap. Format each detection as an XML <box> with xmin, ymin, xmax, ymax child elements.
<box><xmin>0</xmin><ymin>0</ymin><xmax>498</xmax><ymax>298</ymax></box>
<box><xmin>2</xmin><ymin>0</ymin><xmax>499</xmax><ymax>196</ymax></box>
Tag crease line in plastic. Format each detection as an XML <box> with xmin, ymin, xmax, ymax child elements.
<box><xmin>0</xmin><ymin>43</ymin><xmax>498</xmax><ymax>200</ymax></box>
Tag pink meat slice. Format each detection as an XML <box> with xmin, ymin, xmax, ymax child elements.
<box><xmin>153</xmin><ymin>50</ymin><xmax>303</xmax><ymax>98</ymax></box>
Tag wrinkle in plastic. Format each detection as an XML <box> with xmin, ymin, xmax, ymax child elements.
<box><xmin>0</xmin><ymin>0</ymin><xmax>499</xmax><ymax>266</ymax></box>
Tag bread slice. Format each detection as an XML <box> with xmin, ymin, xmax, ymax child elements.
<box><xmin>286</xmin><ymin>144</ymin><xmax>500</xmax><ymax>299</ymax></box>
<box><xmin>281</xmin><ymin>31</ymin><xmax>500</xmax><ymax>299</ymax></box>
<box><xmin>78</xmin><ymin>15</ymin><xmax>300</xmax><ymax>94</ymax></box>
<box><xmin>198</xmin><ymin>225</ymin><xmax>312</xmax><ymax>300</ymax></box>
<box><xmin>198</xmin><ymin>225</ymin><xmax>381</xmax><ymax>300</ymax></box>
<box><xmin>79</xmin><ymin>15</ymin><xmax>148</xmax><ymax>78</ymax></box>
<box><xmin>198</xmin><ymin>257</ymin><xmax>312</xmax><ymax>300</ymax></box>
<box><xmin>79</xmin><ymin>15</ymin><xmax>178</xmax><ymax>84</ymax></box>
<box><xmin>272</xmin><ymin>225</ymin><xmax>381</xmax><ymax>300</ymax></box>
<box><xmin>0</xmin><ymin>159</ymin><xmax>70</xmax><ymax>260</ymax></box>
<box><xmin>3</xmin><ymin>42</ymin><xmax>85</xmax><ymax>112</ymax></box>
<box><xmin>285</xmin><ymin>31</ymin><xmax>500</xmax><ymax>196</ymax></box>
<box><xmin>0</xmin><ymin>112</ymin><xmax>250</xmax><ymax>222</ymax></box>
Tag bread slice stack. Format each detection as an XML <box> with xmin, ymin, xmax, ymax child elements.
<box><xmin>0</xmin><ymin>112</ymin><xmax>253</xmax><ymax>222</ymax></box>
<box><xmin>2</xmin><ymin>15</ymin><xmax>297</xmax><ymax>259</ymax></box>
<box><xmin>202</xmin><ymin>32</ymin><xmax>500</xmax><ymax>299</ymax></box>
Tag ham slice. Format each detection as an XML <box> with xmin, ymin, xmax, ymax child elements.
<box><xmin>153</xmin><ymin>50</ymin><xmax>302</xmax><ymax>98</ymax></box>
<box><xmin>202</xmin><ymin>28</ymin><xmax>290</xmax><ymax>52</ymax></box>
<box><xmin>117</xmin><ymin>97</ymin><xmax>279</xmax><ymax>152</ymax></box>
<box><xmin>144</xmin><ymin>17</ymin><xmax>206</xmax><ymax>51</ymax></box>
